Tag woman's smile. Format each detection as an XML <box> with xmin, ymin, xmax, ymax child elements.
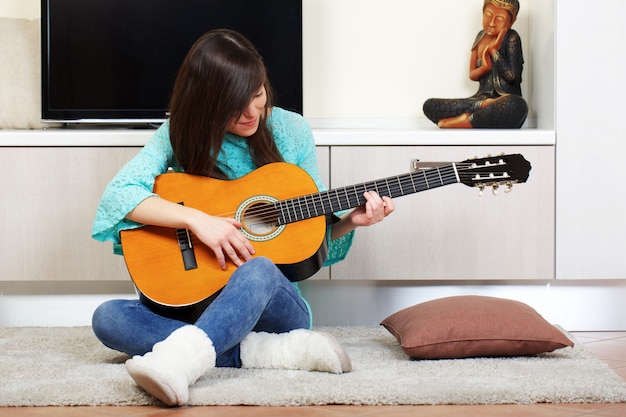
<box><xmin>241</xmin><ymin>119</ymin><xmax>258</xmax><ymax>127</ymax></box>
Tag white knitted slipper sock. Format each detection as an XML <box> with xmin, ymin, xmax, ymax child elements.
<box><xmin>240</xmin><ymin>328</ymin><xmax>351</xmax><ymax>374</ymax></box>
<box><xmin>125</xmin><ymin>325</ymin><xmax>216</xmax><ymax>406</ymax></box>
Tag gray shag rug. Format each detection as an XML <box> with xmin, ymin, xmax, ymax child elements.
<box><xmin>1</xmin><ymin>325</ymin><xmax>626</xmax><ymax>407</ymax></box>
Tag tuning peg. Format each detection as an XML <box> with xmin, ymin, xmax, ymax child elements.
<box><xmin>492</xmin><ymin>183</ymin><xmax>499</xmax><ymax>196</ymax></box>
<box><xmin>478</xmin><ymin>184</ymin><xmax>485</xmax><ymax>197</ymax></box>
<box><xmin>505</xmin><ymin>182</ymin><xmax>513</xmax><ymax>193</ymax></box>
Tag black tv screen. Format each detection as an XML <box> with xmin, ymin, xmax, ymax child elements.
<box><xmin>41</xmin><ymin>0</ymin><xmax>302</xmax><ymax>124</ymax></box>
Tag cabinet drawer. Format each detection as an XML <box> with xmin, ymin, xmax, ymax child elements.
<box><xmin>329</xmin><ymin>145</ymin><xmax>554</xmax><ymax>280</ymax></box>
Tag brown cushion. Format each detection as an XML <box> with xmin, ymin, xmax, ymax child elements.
<box><xmin>380</xmin><ymin>295</ymin><xmax>574</xmax><ymax>359</ymax></box>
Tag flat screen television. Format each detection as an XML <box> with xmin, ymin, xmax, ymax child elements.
<box><xmin>41</xmin><ymin>0</ymin><xmax>302</xmax><ymax>125</ymax></box>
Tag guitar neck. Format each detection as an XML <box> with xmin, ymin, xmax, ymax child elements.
<box><xmin>275</xmin><ymin>163</ymin><xmax>460</xmax><ymax>225</ymax></box>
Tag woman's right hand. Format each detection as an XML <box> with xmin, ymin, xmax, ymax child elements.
<box><xmin>126</xmin><ymin>196</ymin><xmax>255</xmax><ymax>270</ymax></box>
<box><xmin>187</xmin><ymin>212</ymin><xmax>256</xmax><ymax>270</ymax></box>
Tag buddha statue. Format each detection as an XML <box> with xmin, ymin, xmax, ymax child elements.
<box><xmin>423</xmin><ymin>0</ymin><xmax>528</xmax><ymax>128</ymax></box>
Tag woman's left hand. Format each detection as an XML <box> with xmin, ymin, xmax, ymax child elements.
<box><xmin>330</xmin><ymin>191</ymin><xmax>395</xmax><ymax>240</ymax></box>
<box><xmin>348</xmin><ymin>191</ymin><xmax>395</xmax><ymax>227</ymax></box>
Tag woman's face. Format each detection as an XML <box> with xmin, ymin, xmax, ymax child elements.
<box><xmin>482</xmin><ymin>4</ymin><xmax>513</xmax><ymax>36</ymax></box>
<box><xmin>226</xmin><ymin>86</ymin><xmax>267</xmax><ymax>137</ymax></box>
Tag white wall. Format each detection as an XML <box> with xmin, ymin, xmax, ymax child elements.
<box><xmin>0</xmin><ymin>0</ymin><xmax>38</xmax><ymax>18</ymax></box>
<box><xmin>301</xmin><ymin>280</ymin><xmax>626</xmax><ymax>331</ymax></box>
<box><xmin>4</xmin><ymin>280</ymin><xmax>626</xmax><ymax>330</ymax></box>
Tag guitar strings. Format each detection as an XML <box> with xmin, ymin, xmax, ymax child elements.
<box><xmin>179</xmin><ymin>161</ymin><xmax>508</xmax><ymax>244</ymax></box>
<box><xmin>242</xmin><ymin>162</ymin><xmax>493</xmax><ymax>224</ymax></box>
<box><xmin>212</xmin><ymin>162</ymin><xmax>502</xmax><ymax>225</ymax></box>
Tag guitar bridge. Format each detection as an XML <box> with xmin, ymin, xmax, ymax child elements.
<box><xmin>176</xmin><ymin>202</ymin><xmax>197</xmax><ymax>271</ymax></box>
<box><xmin>176</xmin><ymin>228</ymin><xmax>198</xmax><ymax>271</ymax></box>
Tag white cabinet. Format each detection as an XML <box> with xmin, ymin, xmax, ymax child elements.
<box><xmin>329</xmin><ymin>145</ymin><xmax>554</xmax><ymax>280</ymax></box>
<box><xmin>0</xmin><ymin>142</ymin><xmax>553</xmax><ymax>282</ymax></box>
<box><xmin>0</xmin><ymin>145</ymin><xmax>331</xmax><ymax>282</ymax></box>
<box><xmin>0</xmin><ymin>147</ymin><xmax>135</xmax><ymax>281</ymax></box>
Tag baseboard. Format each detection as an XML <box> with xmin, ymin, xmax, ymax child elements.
<box><xmin>1</xmin><ymin>280</ymin><xmax>625</xmax><ymax>330</ymax></box>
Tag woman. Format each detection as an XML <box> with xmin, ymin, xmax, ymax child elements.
<box><xmin>423</xmin><ymin>0</ymin><xmax>528</xmax><ymax>128</ymax></box>
<box><xmin>91</xmin><ymin>29</ymin><xmax>394</xmax><ymax>406</ymax></box>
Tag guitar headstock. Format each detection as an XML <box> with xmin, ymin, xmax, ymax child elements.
<box><xmin>458</xmin><ymin>153</ymin><xmax>531</xmax><ymax>195</ymax></box>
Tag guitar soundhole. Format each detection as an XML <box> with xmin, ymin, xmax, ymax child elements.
<box><xmin>238</xmin><ymin>197</ymin><xmax>283</xmax><ymax>242</ymax></box>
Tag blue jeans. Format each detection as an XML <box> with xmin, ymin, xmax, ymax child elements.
<box><xmin>92</xmin><ymin>257</ymin><xmax>312</xmax><ymax>368</ymax></box>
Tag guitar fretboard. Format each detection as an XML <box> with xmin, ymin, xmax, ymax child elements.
<box><xmin>275</xmin><ymin>164</ymin><xmax>459</xmax><ymax>225</ymax></box>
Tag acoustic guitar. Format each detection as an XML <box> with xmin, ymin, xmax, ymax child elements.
<box><xmin>121</xmin><ymin>153</ymin><xmax>531</xmax><ymax>317</ymax></box>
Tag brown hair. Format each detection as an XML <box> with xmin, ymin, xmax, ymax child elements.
<box><xmin>168</xmin><ymin>29</ymin><xmax>282</xmax><ymax>179</ymax></box>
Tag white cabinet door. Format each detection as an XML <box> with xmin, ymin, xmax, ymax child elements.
<box><xmin>0</xmin><ymin>146</ymin><xmax>331</xmax><ymax>282</ymax></box>
<box><xmin>0</xmin><ymin>147</ymin><xmax>137</xmax><ymax>281</ymax></box>
<box><xmin>329</xmin><ymin>145</ymin><xmax>554</xmax><ymax>280</ymax></box>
